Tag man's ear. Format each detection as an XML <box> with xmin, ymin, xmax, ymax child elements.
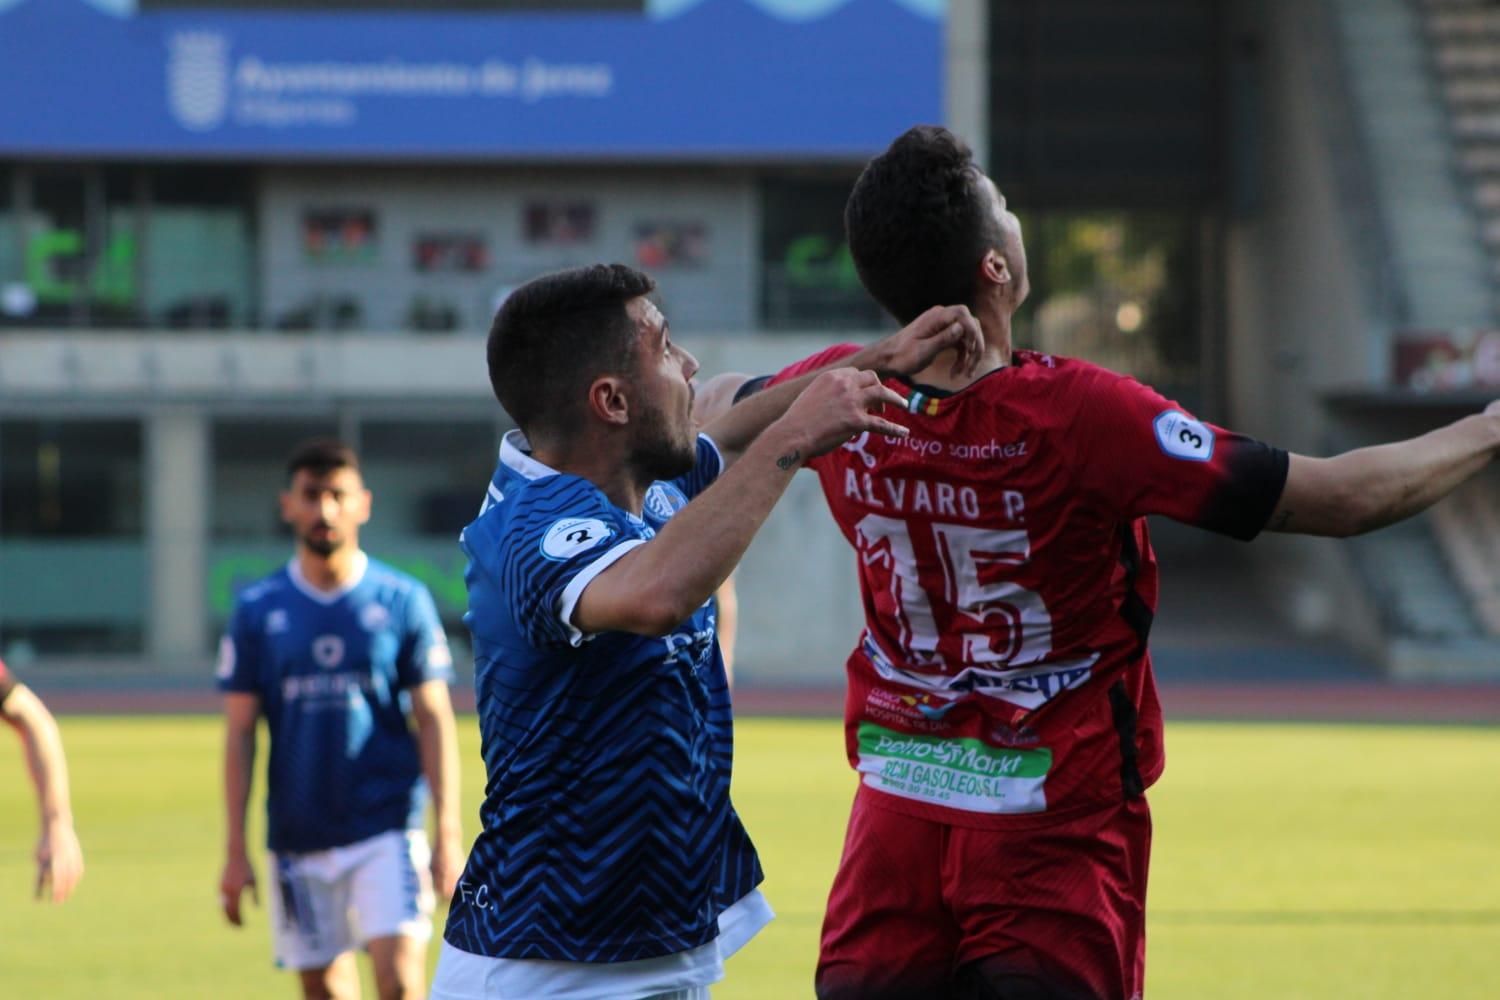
<box><xmin>587</xmin><ymin>375</ymin><xmax>631</xmax><ymax>427</ymax></box>
<box><xmin>979</xmin><ymin>250</ymin><xmax>1011</xmax><ymax>288</ymax></box>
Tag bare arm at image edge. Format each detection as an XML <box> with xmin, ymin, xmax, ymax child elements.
<box><xmin>1268</xmin><ymin>406</ymin><xmax>1500</xmax><ymax>536</ymax></box>
<box><xmin>1</xmin><ymin>681</ymin><xmax>85</xmax><ymax>903</ymax></box>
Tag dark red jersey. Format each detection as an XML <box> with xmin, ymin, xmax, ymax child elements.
<box><xmin>772</xmin><ymin>347</ymin><xmax>1288</xmax><ymax>828</ymax></box>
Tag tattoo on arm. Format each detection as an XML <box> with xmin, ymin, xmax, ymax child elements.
<box><xmin>775</xmin><ymin>450</ymin><xmax>802</xmax><ymax>471</ymax></box>
<box><xmin>1270</xmin><ymin>509</ymin><xmax>1294</xmax><ymax>531</ymax></box>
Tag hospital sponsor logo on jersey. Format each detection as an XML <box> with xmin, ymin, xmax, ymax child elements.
<box><xmin>311</xmin><ymin>634</ymin><xmax>346</xmax><ymax>669</ymax></box>
<box><xmin>540</xmin><ymin>517</ymin><xmax>614</xmax><ymax>561</ymax></box>
<box><xmin>856</xmin><ymin>722</ymin><xmax>1052</xmax><ymax>814</ymax></box>
<box><xmin>864</xmin><ymin>688</ymin><xmax>960</xmax><ymax>733</ymax></box>
<box><xmin>1153</xmin><ymin>409</ymin><xmax>1215</xmax><ymax>462</ymax></box>
<box><xmin>359</xmin><ymin>603</ymin><xmax>391</xmax><ymax>633</ymax></box>
<box><xmin>215</xmin><ymin>635</ymin><xmax>236</xmax><ymax>680</ymax></box>
<box><xmin>643</xmin><ymin>482</ymin><xmax>689</xmax><ymax>521</ymax></box>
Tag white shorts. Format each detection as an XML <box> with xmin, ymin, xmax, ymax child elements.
<box><xmin>430</xmin><ymin>888</ymin><xmax>773</xmax><ymax>1000</ymax></box>
<box><xmin>267</xmin><ymin>829</ymin><xmax>435</xmax><ymax>971</ymax></box>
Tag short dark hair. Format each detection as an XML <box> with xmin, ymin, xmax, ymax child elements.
<box><xmin>487</xmin><ymin>263</ymin><xmax>657</xmax><ymax>438</ymax></box>
<box><xmin>286</xmin><ymin>439</ymin><xmax>359</xmax><ymax>482</ymax></box>
<box><xmin>844</xmin><ymin>125</ymin><xmax>1003</xmax><ymax>323</ymax></box>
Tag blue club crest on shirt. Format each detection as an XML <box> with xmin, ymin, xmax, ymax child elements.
<box><xmin>643</xmin><ymin>483</ymin><xmax>689</xmax><ymax>522</ymax></box>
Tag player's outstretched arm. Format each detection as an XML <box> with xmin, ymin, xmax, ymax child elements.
<box><xmin>576</xmin><ymin>369</ymin><xmax>910</xmax><ymax>637</ymax></box>
<box><xmin>219</xmin><ymin>692</ymin><xmax>260</xmax><ymax>927</ymax></box>
<box><xmin>701</xmin><ymin>305</ymin><xmax>982</xmax><ymax>467</ymax></box>
<box><xmin>1268</xmin><ymin>403</ymin><xmax>1500</xmax><ymax>537</ymax></box>
<box><xmin>410</xmin><ymin>680</ymin><xmax>462</xmax><ymax>899</ymax></box>
<box><xmin>1</xmin><ymin>685</ymin><xmax>84</xmax><ymax>903</ymax></box>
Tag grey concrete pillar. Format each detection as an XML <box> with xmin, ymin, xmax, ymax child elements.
<box><xmin>947</xmin><ymin>0</ymin><xmax>990</xmax><ymax>168</ymax></box>
<box><xmin>146</xmin><ymin>406</ymin><xmax>209</xmax><ymax>670</ymax></box>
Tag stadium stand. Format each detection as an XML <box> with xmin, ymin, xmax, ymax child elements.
<box><xmin>1424</xmin><ymin>0</ymin><xmax>1500</xmax><ymax>295</ymax></box>
<box><xmin>1429</xmin><ymin>468</ymin><xmax>1500</xmax><ymax>636</ymax></box>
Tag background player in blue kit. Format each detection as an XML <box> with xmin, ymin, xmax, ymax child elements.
<box><xmin>217</xmin><ymin>440</ymin><xmax>462</xmax><ymax>1000</ymax></box>
<box><xmin>430</xmin><ymin>263</ymin><xmax>982</xmax><ymax>999</ymax></box>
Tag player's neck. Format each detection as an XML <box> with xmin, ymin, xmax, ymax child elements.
<box><xmin>531</xmin><ymin>439</ymin><xmax>647</xmax><ymax>515</ymax></box>
<box><xmin>906</xmin><ymin>313</ymin><xmax>1014</xmax><ymax>389</ymax></box>
<box><xmin>912</xmin><ymin>344</ymin><xmax>1008</xmax><ymax>386</ymax></box>
<box><xmin>296</xmin><ymin>545</ymin><xmax>366</xmax><ymax>592</ymax></box>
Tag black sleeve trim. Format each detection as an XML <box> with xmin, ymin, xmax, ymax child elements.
<box><xmin>1116</xmin><ymin>526</ymin><xmax>1155</xmax><ymax>659</ymax></box>
<box><xmin>1108</xmin><ymin>680</ymin><xmax>1147</xmax><ymax>800</ymax></box>
<box><xmin>1206</xmin><ymin>441</ymin><xmax>1290</xmax><ymax>542</ymax></box>
<box><xmin>731</xmin><ymin>374</ymin><xmax>773</xmax><ymax>404</ymax></box>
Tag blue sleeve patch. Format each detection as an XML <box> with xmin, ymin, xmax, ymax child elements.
<box><xmin>1152</xmin><ymin>410</ymin><xmax>1215</xmax><ymax>462</ymax></box>
<box><xmin>493</xmin><ymin>479</ymin><xmax>634</xmax><ymax>650</ymax></box>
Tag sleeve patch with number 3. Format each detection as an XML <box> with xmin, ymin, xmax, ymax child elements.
<box><xmin>1152</xmin><ymin>410</ymin><xmax>1215</xmax><ymax>462</ymax></box>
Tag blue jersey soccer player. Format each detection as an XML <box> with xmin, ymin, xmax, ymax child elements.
<box><xmin>430</xmin><ymin>263</ymin><xmax>983</xmax><ymax>999</ymax></box>
<box><xmin>218</xmin><ymin>439</ymin><xmax>463</xmax><ymax>1000</ymax></box>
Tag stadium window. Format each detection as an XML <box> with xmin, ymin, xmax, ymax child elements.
<box><xmin>15</xmin><ymin>166</ymin><xmax>145</xmax><ymax>329</ymax></box>
<box><xmin>1015</xmin><ymin>210</ymin><xmax>1207</xmax><ymax>411</ymax></box>
<box><xmin>147</xmin><ymin>167</ymin><xmax>256</xmax><ymax>330</ymax></box>
<box><xmin>523</xmin><ymin>202</ymin><xmax>596</xmax><ymax>246</ymax></box>
<box><xmin>0</xmin><ymin>419</ymin><xmax>146</xmax><ymax>657</ymax></box>
<box><xmin>759</xmin><ymin>177</ymin><xmax>885</xmax><ymax>331</ymax></box>
<box><xmin>357</xmin><ymin>417</ymin><xmax>502</xmax><ymax>654</ymax></box>
<box><xmin>358</xmin><ymin>419</ymin><xmax>501</xmax><ymax>541</ymax></box>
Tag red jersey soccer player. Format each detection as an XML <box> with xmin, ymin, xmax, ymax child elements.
<box><xmin>763</xmin><ymin>126</ymin><xmax>1500</xmax><ymax>1000</ymax></box>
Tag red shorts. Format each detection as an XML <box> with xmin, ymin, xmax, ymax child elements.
<box><xmin>817</xmin><ymin>786</ymin><xmax>1151</xmax><ymax>1000</ymax></box>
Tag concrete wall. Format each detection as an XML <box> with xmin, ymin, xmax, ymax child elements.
<box><xmin>1221</xmin><ymin>0</ymin><xmax>1389</xmax><ymax>647</ymax></box>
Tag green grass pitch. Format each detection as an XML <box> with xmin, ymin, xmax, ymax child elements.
<box><xmin>1</xmin><ymin>716</ymin><xmax>1498</xmax><ymax>998</ymax></box>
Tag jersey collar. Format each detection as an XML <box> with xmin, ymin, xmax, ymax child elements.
<box><xmin>893</xmin><ymin>362</ymin><xmax>1014</xmax><ymax>415</ymax></box>
<box><xmin>287</xmin><ymin>550</ymin><xmax>369</xmax><ymax>605</ymax></box>
<box><xmin>499</xmin><ymin>430</ymin><xmax>561</xmax><ymax>482</ymax></box>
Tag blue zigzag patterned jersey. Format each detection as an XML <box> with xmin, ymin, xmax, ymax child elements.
<box><xmin>216</xmin><ymin>555</ymin><xmax>454</xmax><ymax>853</ymax></box>
<box><xmin>444</xmin><ymin>431</ymin><xmax>764</xmax><ymax>963</ymax></box>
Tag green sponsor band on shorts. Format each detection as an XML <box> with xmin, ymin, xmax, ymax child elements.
<box><xmin>855</xmin><ymin>722</ymin><xmax>1052</xmax><ymax>814</ymax></box>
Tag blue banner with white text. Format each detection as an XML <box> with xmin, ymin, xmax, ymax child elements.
<box><xmin>0</xmin><ymin>0</ymin><xmax>945</xmax><ymax>159</ymax></box>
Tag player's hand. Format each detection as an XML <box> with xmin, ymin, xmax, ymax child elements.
<box><xmin>430</xmin><ymin>828</ymin><xmax>463</xmax><ymax>900</ymax></box>
<box><xmin>34</xmin><ymin>819</ymin><xmax>83</xmax><ymax>903</ymax></box>
<box><xmin>219</xmin><ymin>850</ymin><xmax>258</xmax><ymax>927</ymax></box>
<box><xmin>775</xmin><ymin>368</ymin><xmax>910</xmax><ymax>463</ymax></box>
<box><xmin>870</xmin><ymin>304</ymin><xmax>984</xmax><ymax>379</ymax></box>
